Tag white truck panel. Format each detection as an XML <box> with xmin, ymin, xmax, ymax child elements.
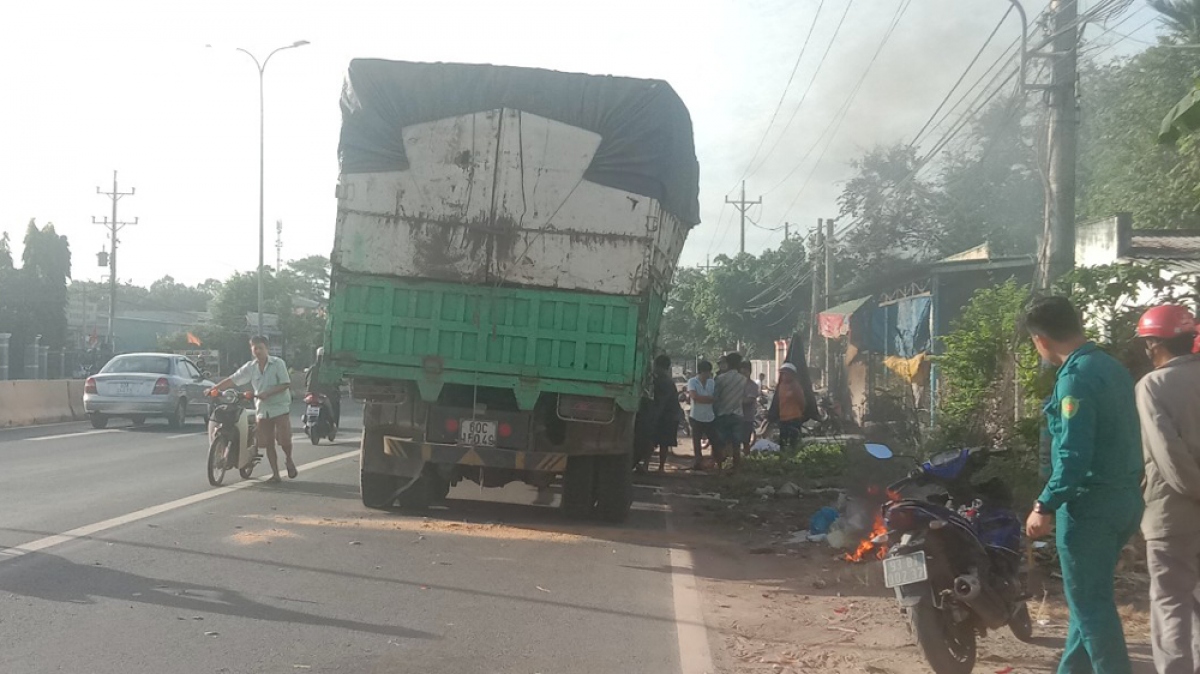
<box><xmin>333</xmin><ymin>109</ymin><xmax>686</xmax><ymax>296</ymax></box>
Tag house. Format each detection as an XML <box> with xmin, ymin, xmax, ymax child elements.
<box><xmin>819</xmin><ymin>245</ymin><xmax>1036</xmax><ymax>429</ymax></box>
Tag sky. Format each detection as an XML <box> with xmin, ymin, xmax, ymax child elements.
<box><xmin>0</xmin><ymin>0</ymin><xmax>1164</xmax><ymax>287</ymax></box>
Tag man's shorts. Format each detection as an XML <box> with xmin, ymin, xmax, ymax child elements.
<box><xmin>713</xmin><ymin>414</ymin><xmax>744</xmax><ymax>446</ymax></box>
<box><xmin>256</xmin><ymin>414</ymin><xmax>292</xmax><ymax>449</ymax></box>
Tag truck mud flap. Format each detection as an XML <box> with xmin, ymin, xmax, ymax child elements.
<box><xmin>384</xmin><ymin>437</ymin><xmax>569</xmax><ymax>473</ymax></box>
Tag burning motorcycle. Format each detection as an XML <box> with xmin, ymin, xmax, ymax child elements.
<box><xmin>864</xmin><ymin>443</ymin><xmax>1032</xmax><ymax>674</ymax></box>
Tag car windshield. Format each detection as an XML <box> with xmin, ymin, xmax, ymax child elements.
<box><xmin>100</xmin><ymin>355</ymin><xmax>171</xmax><ymax>375</ymax></box>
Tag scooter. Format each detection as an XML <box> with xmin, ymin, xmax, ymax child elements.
<box><xmin>303</xmin><ymin>392</ymin><xmax>337</xmax><ymax>445</ymax></box>
<box><xmin>866</xmin><ymin>443</ymin><xmax>1032</xmax><ymax>674</ymax></box>
<box><xmin>205</xmin><ymin>388</ymin><xmax>260</xmax><ymax>486</ymax></box>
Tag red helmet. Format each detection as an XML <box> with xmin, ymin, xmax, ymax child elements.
<box><xmin>1137</xmin><ymin>305</ymin><xmax>1197</xmax><ymax>339</ymax></box>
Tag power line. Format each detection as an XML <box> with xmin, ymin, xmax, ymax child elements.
<box><xmin>910</xmin><ymin>5</ymin><xmax>1014</xmax><ymax>150</ymax></box>
<box><xmin>747</xmin><ymin>0</ymin><xmax>857</xmax><ymax>184</ymax></box>
<box><xmin>763</xmin><ymin>0</ymin><xmax>912</xmax><ymax>197</ymax></box>
<box><xmin>733</xmin><ymin>0</ymin><xmax>827</xmax><ymax>187</ymax></box>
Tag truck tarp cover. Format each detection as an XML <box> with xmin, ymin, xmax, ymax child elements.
<box><xmin>338</xmin><ymin>59</ymin><xmax>701</xmax><ymax>226</ymax></box>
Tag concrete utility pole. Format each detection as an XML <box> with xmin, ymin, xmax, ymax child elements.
<box><xmin>808</xmin><ymin>220</ymin><xmax>824</xmax><ymax>369</ymax></box>
<box><xmin>275</xmin><ymin>219</ymin><xmax>283</xmax><ymax>272</ymax></box>
<box><xmin>824</xmin><ymin>218</ymin><xmax>835</xmax><ymax>389</ymax></box>
<box><xmin>1013</xmin><ymin>0</ymin><xmax>1079</xmax><ymax>287</ymax></box>
<box><xmin>725</xmin><ymin>181</ymin><xmax>761</xmax><ymax>255</ymax></box>
<box><xmin>93</xmin><ymin>171</ymin><xmax>137</xmax><ymax>351</ymax></box>
<box><xmin>1043</xmin><ymin>0</ymin><xmax>1079</xmax><ymax>286</ymax></box>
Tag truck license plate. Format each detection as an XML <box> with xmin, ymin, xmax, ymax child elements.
<box><xmin>459</xmin><ymin>420</ymin><xmax>496</xmax><ymax>446</ymax></box>
<box><xmin>883</xmin><ymin>551</ymin><xmax>929</xmax><ymax>588</ymax></box>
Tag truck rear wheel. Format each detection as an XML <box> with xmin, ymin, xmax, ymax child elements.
<box><xmin>594</xmin><ymin>453</ymin><xmax>633</xmax><ymax>523</ymax></box>
<box><xmin>561</xmin><ymin>455</ymin><xmax>597</xmax><ymax>519</ymax></box>
<box><xmin>361</xmin><ymin>471</ymin><xmax>400</xmax><ymax>509</ymax></box>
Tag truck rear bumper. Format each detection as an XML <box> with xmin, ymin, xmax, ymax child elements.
<box><xmin>382</xmin><ymin>436</ymin><xmax>568</xmax><ymax>473</ymax></box>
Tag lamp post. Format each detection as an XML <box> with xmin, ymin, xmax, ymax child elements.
<box><xmin>228</xmin><ymin>40</ymin><xmax>309</xmax><ymax>338</ymax></box>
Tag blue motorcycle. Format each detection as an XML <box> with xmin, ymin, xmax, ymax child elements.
<box><xmin>866</xmin><ymin>444</ymin><xmax>1033</xmax><ymax>674</ymax></box>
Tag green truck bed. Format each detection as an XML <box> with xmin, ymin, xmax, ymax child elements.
<box><xmin>326</xmin><ymin>274</ymin><xmax>663</xmax><ymax>411</ymax></box>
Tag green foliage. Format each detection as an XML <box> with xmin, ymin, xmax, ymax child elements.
<box><xmin>1149</xmin><ymin>0</ymin><xmax>1200</xmax><ymax>43</ymax></box>
<box><xmin>1078</xmin><ymin>46</ymin><xmax>1200</xmax><ymax>229</ymax></box>
<box><xmin>658</xmin><ymin>237</ymin><xmax>812</xmax><ymax>361</ymax></box>
<box><xmin>936</xmin><ymin>280</ymin><xmax>1035</xmax><ymax>428</ymax></box>
<box><xmin>0</xmin><ymin>221</ymin><xmax>73</xmax><ymax>377</ymax></box>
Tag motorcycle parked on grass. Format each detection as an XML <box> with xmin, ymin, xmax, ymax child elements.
<box><xmin>303</xmin><ymin>392</ymin><xmax>337</xmax><ymax>445</ymax></box>
<box><xmin>205</xmin><ymin>388</ymin><xmax>260</xmax><ymax>486</ymax></box>
<box><xmin>866</xmin><ymin>443</ymin><xmax>1032</xmax><ymax>674</ymax></box>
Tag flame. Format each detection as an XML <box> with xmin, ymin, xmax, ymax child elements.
<box><xmin>844</xmin><ymin>512</ymin><xmax>889</xmax><ymax>563</ymax></box>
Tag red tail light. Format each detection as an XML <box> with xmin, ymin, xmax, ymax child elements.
<box><xmin>152</xmin><ymin>377</ymin><xmax>169</xmax><ymax>395</ymax></box>
<box><xmin>85</xmin><ymin>377</ymin><xmax>97</xmax><ymax>394</ymax></box>
<box><xmin>304</xmin><ymin>393</ymin><xmax>318</xmax><ymax>405</ymax></box>
<box><xmin>498</xmin><ymin>422</ymin><xmax>512</xmax><ymax>438</ymax></box>
<box><xmin>444</xmin><ymin>418</ymin><xmax>459</xmax><ymax>434</ymax></box>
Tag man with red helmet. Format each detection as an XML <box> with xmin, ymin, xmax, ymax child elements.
<box><xmin>1135</xmin><ymin>304</ymin><xmax>1200</xmax><ymax>674</ymax></box>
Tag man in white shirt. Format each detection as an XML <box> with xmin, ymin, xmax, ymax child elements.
<box><xmin>211</xmin><ymin>335</ymin><xmax>296</xmax><ymax>483</ymax></box>
<box><xmin>686</xmin><ymin>360</ymin><xmax>716</xmax><ymax>470</ymax></box>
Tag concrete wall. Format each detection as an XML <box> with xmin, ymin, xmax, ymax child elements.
<box><xmin>1075</xmin><ymin>214</ymin><xmax>1131</xmax><ymax>268</ymax></box>
<box><xmin>0</xmin><ymin>380</ymin><xmax>87</xmax><ymax>428</ymax></box>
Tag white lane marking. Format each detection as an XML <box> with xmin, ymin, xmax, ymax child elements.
<box><xmin>0</xmin><ymin>449</ymin><xmax>358</xmax><ymax>562</ymax></box>
<box><xmin>28</xmin><ymin>429</ymin><xmax>118</xmax><ymax>442</ymax></box>
<box><xmin>666</xmin><ymin>510</ymin><xmax>716</xmax><ymax>674</ymax></box>
<box><xmin>166</xmin><ymin>432</ymin><xmax>204</xmax><ymax>440</ymax></box>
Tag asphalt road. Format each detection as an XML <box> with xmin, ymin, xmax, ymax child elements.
<box><xmin>0</xmin><ymin>401</ymin><xmax>704</xmax><ymax>674</ymax></box>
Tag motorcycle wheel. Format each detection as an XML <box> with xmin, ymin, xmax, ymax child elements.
<box><xmin>239</xmin><ymin>464</ymin><xmax>255</xmax><ymax>480</ymax></box>
<box><xmin>1009</xmin><ymin>602</ymin><xmax>1034</xmax><ymax>642</ymax></box>
<box><xmin>909</xmin><ymin>592</ymin><xmax>976</xmax><ymax>674</ymax></box>
<box><xmin>207</xmin><ymin>434</ymin><xmax>231</xmax><ymax>487</ymax></box>
<box><xmin>309</xmin><ymin>429</ymin><xmax>321</xmax><ymax>446</ymax></box>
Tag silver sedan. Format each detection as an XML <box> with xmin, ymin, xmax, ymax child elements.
<box><xmin>83</xmin><ymin>353</ymin><xmax>215</xmax><ymax>429</ymax></box>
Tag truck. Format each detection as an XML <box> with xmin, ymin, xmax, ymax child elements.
<box><xmin>323</xmin><ymin>59</ymin><xmax>699</xmax><ymax>522</ymax></box>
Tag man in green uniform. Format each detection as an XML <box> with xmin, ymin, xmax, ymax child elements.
<box><xmin>1022</xmin><ymin>296</ymin><xmax>1143</xmax><ymax>674</ymax></box>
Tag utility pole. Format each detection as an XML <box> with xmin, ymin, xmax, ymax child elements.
<box><xmin>725</xmin><ymin>180</ymin><xmax>761</xmax><ymax>255</ymax></box>
<box><xmin>1014</xmin><ymin>0</ymin><xmax>1079</xmax><ymax>287</ymax></box>
<box><xmin>1043</xmin><ymin>0</ymin><xmax>1078</xmax><ymax>286</ymax></box>
<box><xmin>808</xmin><ymin>220</ymin><xmax>825</xmax><ymax>369</ymax></box>
<box><xmin>784</xmin><ymin>222</ymin><xmax>790</xmax><ymax>240</ymax></box>
<box><xmin>275</xmin><ymin>219</ymin><xmax>283</xmax><ymax>272</ymax></box>
<box><xmin>824</xmin><ymin>218</ymin><xmax>835</xmax><ymax>389</ymax></box>
<box><xmin>93</xmin><ymin>171</ymin><xmax>137</xmax><ymax>352</ymax></box>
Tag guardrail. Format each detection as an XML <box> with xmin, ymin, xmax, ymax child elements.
<box><xmin>0</xmin><ymin>380</ymin><xmax>87</xmax><ymax>428</ymax></box>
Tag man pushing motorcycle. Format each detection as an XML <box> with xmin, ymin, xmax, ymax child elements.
<box><xmin>209</xmin><ymin>335</ymin><xmax>297</xmax><ymax>483</ymax></box>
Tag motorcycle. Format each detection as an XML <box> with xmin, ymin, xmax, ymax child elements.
<box><xmin>866</xmin><ymin>443</ymin><xmax>1032</xmax><ymax>674</ymax></box>
<box><xmin>303</xmin><ymin>392</ymin><xmax>337</xmax><ymax>445</ymax></box>
<box><xmin>205</xmin><ymin>388</ymin><xmax>260</xmax><ymax>486</ymax></box>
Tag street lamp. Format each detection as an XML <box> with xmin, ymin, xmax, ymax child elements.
<box><xmin>216</xmin><ymin>40</ymin><xmax>310</xmax><ymax>338</ymax></box>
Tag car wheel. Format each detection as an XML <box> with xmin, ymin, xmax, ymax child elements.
<box><xmin>168</xmin><ymin>400</ymin><xmax>187</xmax><ymax>429</ymax></box>
<box><xmin>90</xmin><ymin>414</ymin><xmax>109</xmax><ymax>430</ymax></box>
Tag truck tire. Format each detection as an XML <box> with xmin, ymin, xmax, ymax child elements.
<box><xmin>593</xmin><ymin>453</ymin><xmax>633</xmax><ymax>523</ymax></box>
<box><xmin>361</xmin><ymin>471</ymin><xmax>400</xmax><ymax>510</ymax></box>
<box><xmin>561</xmin><ymin>455</ymin><xmax>597</xmax><ymax>519</ymax></box>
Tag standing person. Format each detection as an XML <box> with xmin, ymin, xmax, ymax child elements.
<box><xmin>712</xmin><ymin>353</ymin><xmax>748</xmax><ymax>470</ymax></box>
<box><xmin>686</xmin><ymin>360</ymin><xmax>716</xmax><ymax>470</ymax></box>
<box><xmin>211</xmin><ymin>335</ymin><xmax>297</xmax><ymax>483</ymax></box>
<box><xmin>773</xmin><ymin>363</ymin><xmax>807</xmax><ymax>447</ymax></box>
<box><xmin>633</xmin><ymin>355</ymin><xmax>681</xmax><ymax>473</ymax></box>
<box><xmin>739</xmin><ymin>361</ymin><xmax>759</xmax><ymax>451</ymax></box>
<box><xmin>1022</xmin><ymin>296</ymin><xmax>1143</xmax><ymax>674</ymax></box>
<box><xmin>1134</xmin><ymin>305</ymin><xmax>1200</xmax><ymax>674</ymax></box>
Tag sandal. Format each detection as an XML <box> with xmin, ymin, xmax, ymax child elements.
<box><xmin>265</xmin><ymin>475</ymin><xmax>282</xmax><ymax>484</ymax></box>
<box><xmin>286</xmin><ymin>458</ymin><xmax>298</xmax><ymax>479</ymax></box>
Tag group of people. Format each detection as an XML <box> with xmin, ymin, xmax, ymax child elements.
<box><xmin>633</xmin><ymin>350</ymin><xmax>812</xmax><ymax>473</ymax></box>
<box><xmin>1022</xmin><ymin>296</ymin><xmax>1200</xmax><ymax>674</ymax></box>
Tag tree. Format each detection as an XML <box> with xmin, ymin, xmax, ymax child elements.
<box><xmin>837</xmin><ymin>144</ymin><xmax>946</xmax><ymax>287</ymax></box>
<box><xmin>283</xmin><ymin>255</ymin><xmax>331</xmax><ymax>302</ymax></box>
<box><xmin>145</xmin><ymin>275</ymin><xmax>213</xmax><ymax>312</ymax></box>
<box><xmin>0</xmin><ymin>232</ymin><xmax>12</xmax><ymax>270</ymax></box>
<box><xmin>1077</xmin><ymin>46</ymin><xmax>1200</xmax><ymax>229</ymax></box>
<box><xmin>1149</xmin><ymin>0</ymin><xmax>1200</xmax><ymax>43</ymax></box>
<box><xmin>935</xmin><ymin>95</ymin><xmax>1043</xmax><ymax>255</ymax></box>
<box><xmin>21</xmin><ymin>220</ymin><xmax>71</xmax><ymax>349</ymax></box>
